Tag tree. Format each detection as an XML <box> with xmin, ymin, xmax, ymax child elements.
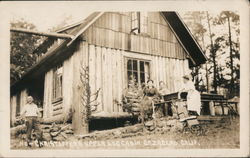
<box><xmin>10</xmin><ymin>19</ymin><xmax>43</xmax><ymax>84</ymax></box>
<box><xmin>205</xmin><ymin>12</ymin><xmax>221</xmax><ymax>94</ymax></box>
<box><xmin>183</xmin><ymin>11</ymin><xmax>209</xmax><ymax>92</ymax></box>
<box><xmin>10</xmin><ymin>15</ymin><xmax>74</xmax><ymax>85</ymax></box>
<box><xmin>214</xmin><ymin>11</ymin><xmax>240</xmax><ymax>97</ymax></box>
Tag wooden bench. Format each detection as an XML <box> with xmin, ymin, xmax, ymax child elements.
<box><xmin>155</xmin><ymin>92</ymin><xmax>239</xmax><ymax>117</ymax></box>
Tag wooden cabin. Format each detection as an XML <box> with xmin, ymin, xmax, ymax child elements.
<box><xmin>10</xmin><ymin>12</ymin><xmax>207</xmax><ymax>133</ymax></box>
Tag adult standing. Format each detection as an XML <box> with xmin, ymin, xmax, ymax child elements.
<box><xmin>20</xmin><ymin>96</ymin><xmax>42</xmax><ymax>147</ymax></box>
<box><xmin>140</xmin><ymin>80</ymin><xmax>160</xmax><ymax>121</ymax></box>
<box><xmin>179</xmin><ymin>75</ymin><xmax>201</xmax><ymax>116</ymax></box>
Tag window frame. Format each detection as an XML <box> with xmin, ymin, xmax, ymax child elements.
<box><xmin>131</xmin><ymin>12</ymin><xmax>140</xmax><ymax>34</ymax></box>
<box><xmin>125</xmin><ymin>57</ymin><xmax>151</xmax><ymax>88</ymax></box>
<box><xmin>52</xmin><ymin>64</ymin><xmax>63</xmax><ymax>103</ymax></box>
<box><xmin>131</xmin><ymin>12</ymin><xmax>148</xmax><ymax>35</ymax></box>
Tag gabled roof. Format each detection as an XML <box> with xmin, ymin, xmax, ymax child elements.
<box><xmin>11</xmin><ymin>11</ymin><xmax>207</xmax><ymax>93</ymax></box>
<box><xmin>161</xmin><ymin>12</ymin><xmax>207</xmax><ymax>66</ymax></box>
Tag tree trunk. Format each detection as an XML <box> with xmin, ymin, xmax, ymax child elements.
<box><xmin>205</xmin><ymin>63</ymin><xmax>210</xmax><ymax>92</ymax></box>
<box><xmin>198</xmin><ymin>12</ymin><xmax>210</xmax><ymax>93</ymax></box>
<box><xmin>227</xmin><ymin>16</ymin><xmax>234</xmax><ymax>98</ymax></box>
<box><xmin>206</xmin><ymin>12</ymin><xmax>217</xmax><ymax>94</ymax></box>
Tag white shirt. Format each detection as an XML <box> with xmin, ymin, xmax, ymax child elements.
<box><xmin>21</xmin><ymin>103</ymin><xmax>39</xmax><ymax>117</ymax></box>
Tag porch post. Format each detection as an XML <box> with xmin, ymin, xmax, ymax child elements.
<box><xmin>72</xmin><ymin>42</ymin><xmax>89</xmax><ymax>135</ymax></box>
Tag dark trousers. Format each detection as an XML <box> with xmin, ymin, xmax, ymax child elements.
<box><xmin>25</xmin><ymin>116</ymin><xmax>42</xmax><ymax>142</ymax></box>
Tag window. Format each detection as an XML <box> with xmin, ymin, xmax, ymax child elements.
<box><xmin>131</xmin><ymin>12</ymin><xmax>140</xmax><ymax>34</ymax></box>
<box><xmin>52</xmin><ymin>64</ymin><xmax>63</xmax><ymax>102</ymax></box>
<box><xmin>126</xmin><ymin>58</ymin><xmax>150</xmax><ymax>87</ymax></box>
<box><xmin>131</xmin><ymin>12</ymin><xmax>148</xmax><ymax>35</ymax></box>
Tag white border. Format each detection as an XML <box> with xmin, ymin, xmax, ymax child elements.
<box><xmin>0</xmin><ymin>0</ymin><xmax>249</xmax><ymax>157</ymax></box>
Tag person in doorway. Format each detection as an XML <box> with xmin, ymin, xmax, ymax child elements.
<box><xmin>20</xmin><ymin>96</ymin><xmax>42</xmax><ymax>147</ymax></box>
<box><xmin>179</xmin><ymin>75</ymin><xmax>201</xmax><ymax>120</ymax></box>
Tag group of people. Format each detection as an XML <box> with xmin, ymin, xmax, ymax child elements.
<box><xmin>137</xmin><ymin>74</ymin><xmax>201</xmax><ymax>122</ymax></box>
<box><xmin>21</xmin><ymin>74</ymin><xmax>201</xmax><ymax>146</ymax></box>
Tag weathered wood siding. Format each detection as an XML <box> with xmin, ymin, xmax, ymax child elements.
<box><xmin>122</xmin><ymin>50</ymin><xmax>189</xmax><ymax>92</ymax></box>
<box><xmin>10</xmin><ymin>95</ymin><xmax>17</xmax><ymax>126</ymax></box>
<box><xmin>43</xmin><ymin>70</ymin><xmax>53</xmax><ymax>119</ymax></box>
<box><xmin>10</xmin><ymin>88</ymin><xmax>28</xmax><ymax>124</ymax></box>
<box><xmin>83</xmin><ymin>12</ymin><xmax>187</xmax><ymax>60</ymax></box>
<box><xmin>71</xmin><ymin>43</ymin><xmax>125</xmax><ymax>114</ymax></box>
<box><xmin>75</xmin><ymin>44</ymin><xmax>189</xmax><ymax>114</ymax></box>
<box><xmin>41</xmin><ymin>12</ymin><xmax>191</xmax><ymax>119</ymax></box>
<box><xmin>71</xmin><ymin>41</ymin><xmax>88</xmax><ymax>133</ymax></box>
<box><xmin>20</xmin><ymin>89</ymin><xmax>28</xmax><ymax>111</ymax></box>
<box><xmin>62</xmin><ymin>54</ymin><xmax>74</xmax><ymax>117</ymax></box>
<box><xmin>43</xmin><ymin>54</ymin><xmax>74</xmax><ymax>121</ymax></box>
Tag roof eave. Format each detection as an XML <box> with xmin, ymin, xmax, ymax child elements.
<box><xmin>11</xmin><ymin>12</ymin><xmax>103</xmax><ymax>93</ymax></box>
<box><xmin>161</xmin><ymin>11</ymin><xmax>207</xmax><ymax>66</ymax></box>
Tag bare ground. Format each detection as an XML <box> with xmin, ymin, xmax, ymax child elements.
<box><xmin>11</xmin><ymin>117</ymin><xmax>239</xmax><ymax>149</ymax></box>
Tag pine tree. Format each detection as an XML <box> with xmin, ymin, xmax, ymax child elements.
<box><xmin>214</xmin><ymin>11</ymin><xmax>240</xmax><ymax>98</ymax></box>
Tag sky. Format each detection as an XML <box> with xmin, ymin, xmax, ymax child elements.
<box><xmin>6</xmin><ymin>1</ymin><xmax>226</xmax><ymax>31</ymax></box>
<box><xmin>9</xmin><ymin>3</ymin><xmax>93</xmax><ymax>31</ymax></box>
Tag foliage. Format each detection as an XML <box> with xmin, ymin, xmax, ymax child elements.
<box><xmin>10</xmin><ymin>19</ymin><xmax>43</xmax><ymax>84</ymax></box>
<box><xmin>213</xmin><ymin>11</ymin><xmax>240</xmax><ymax>97</ymax></box>
<box><xmin>183</xmin><ymin>12</ymin><xmax>208</xmax><ymax>91</ymax></box>
<box><xmin>80</xmin><ymin>64</ymin><xmax>100</xmax><ymax>125</ymax></box>
<box><xmin>10</xmin><ymin>16</ymin><xmax>73</xmax><ymax>85</ymax></box>
<box><xmin>183</xmin><ymin>11</ymin><xmax>240</xmax><ymax>98</ymax></box>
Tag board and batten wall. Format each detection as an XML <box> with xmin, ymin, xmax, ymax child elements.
<box><xmin>42</xmin><ymin>51</ymin><xmax>74</xmax><ymax>121</ymax></box>
<box><xmin>42</xmin><ymin>41</ymin><xmax>189</xmax><ymax>121</ymax></box>
<box><xmin>11</xmin><ymin>11</ymin><xmax>191</xmax><ymax>122</ymax></box>
<box><xmin>82</xmin><ymin>12</ymin><xmax>187</xmax><ymax>60</ymax></box>
<box><xmin>81</xmin><ymin>44</ymin><xmax>189</xmax><ymax>115</ymax></box>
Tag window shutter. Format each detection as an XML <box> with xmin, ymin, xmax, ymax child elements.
<box><xmin>131</xmin><ymin>12</ymin><xmax>139</xmax><ymax>34</ymax></box>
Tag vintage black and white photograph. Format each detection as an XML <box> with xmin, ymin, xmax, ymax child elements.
<box><xmin>0</xmin><ymin>0</ymin><xmax>249</xmax><ymax>157</ymax></box>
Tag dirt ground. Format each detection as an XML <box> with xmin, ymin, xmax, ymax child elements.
<box><xmin>11</xmin><ymin>117</ymin><xmax>239</xmax><ymax>149</ymax></box>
